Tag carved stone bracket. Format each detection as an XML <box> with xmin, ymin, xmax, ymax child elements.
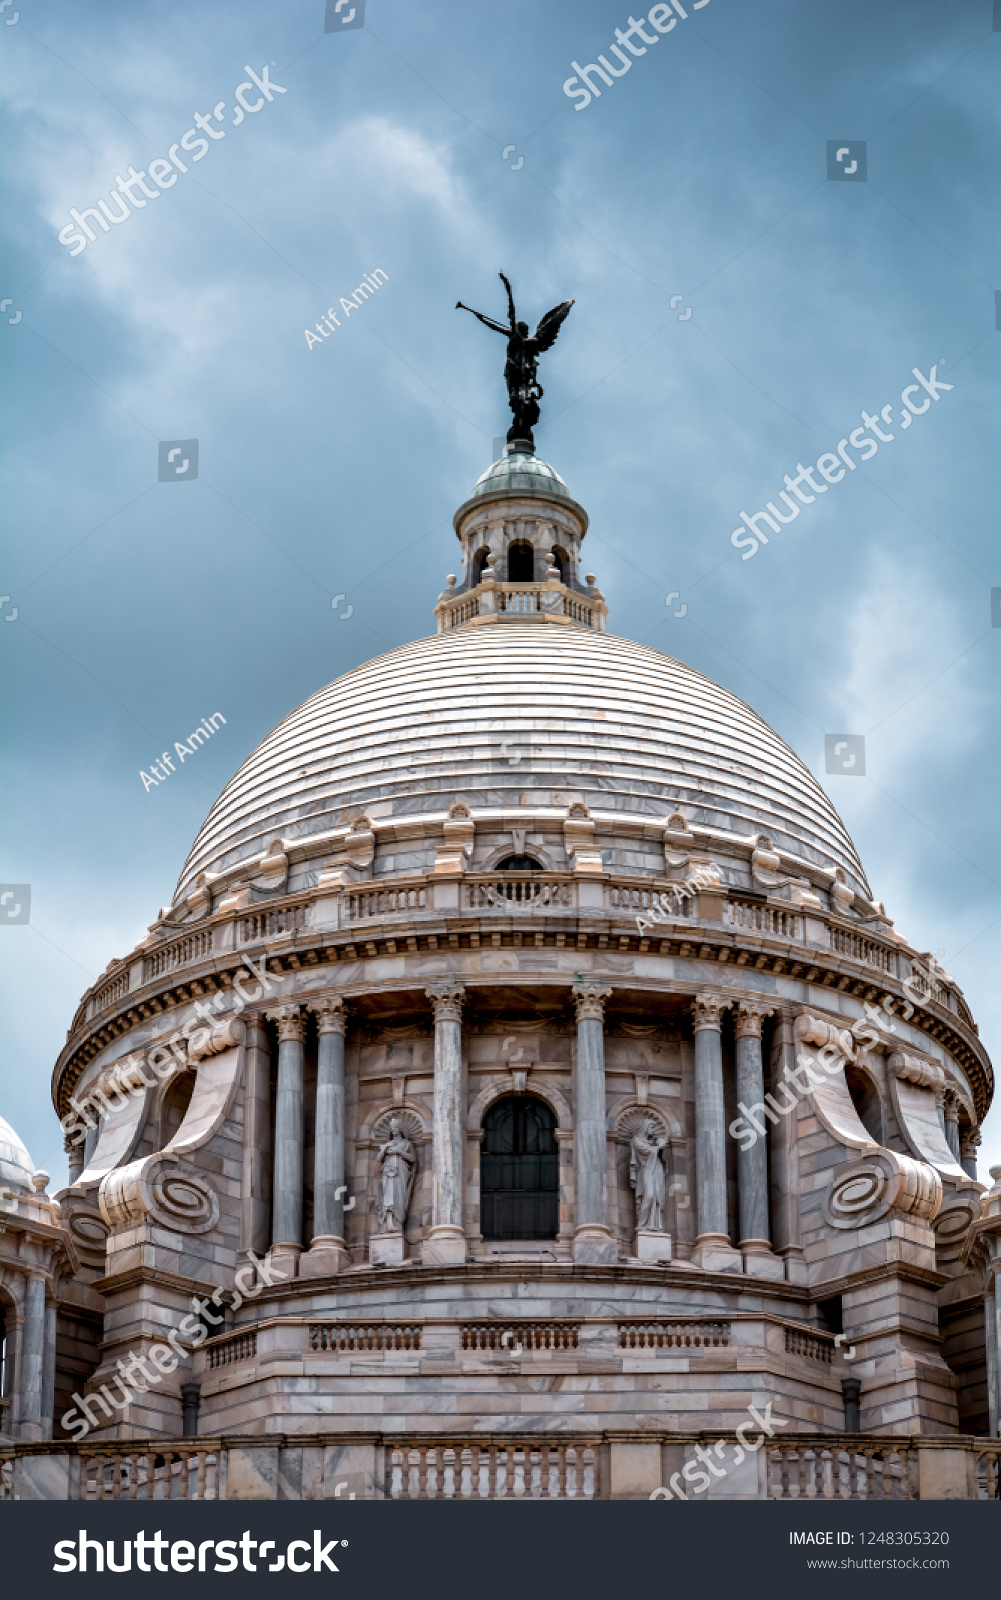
<box><xmin>188</xmin><ymin>1016</ymin><xmax>245</xmax><ymax>1062</ymax></box>
<box><xmin>889</xmin><ymin>1051</ymin><xmax>945</xmax><ymax>1092</ymax></box>
<box><xmin>434</xmin><ymin>803</ymin><xmax>475</xmax><ymax>876</ymax></box>
<box><xmin>564</xmin><ymin>803</ymin><xmax>604</xmax><ymax>875</ymax></box>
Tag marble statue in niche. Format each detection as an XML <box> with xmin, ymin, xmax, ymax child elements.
<box><xmin>629</xmin><ymin>1118</ymin><xmax>668</xmax><ymax>1233</ymax></box>
<box><xmin>376</xmin><ymin>1115</ymin><xmax>416</xmax><ymax>1234</ymax></box>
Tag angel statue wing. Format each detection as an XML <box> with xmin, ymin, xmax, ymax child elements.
<box><xmin>532</xmin><ymin>299</ymin><xmax>575</xmax><ymax>351</ymax></box>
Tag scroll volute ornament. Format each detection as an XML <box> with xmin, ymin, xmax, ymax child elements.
<box><xmin>100</xmin><ymin>1151</ymin><xmax>220</xmax><ymax>1235</ymax></box>
<box><xmin>823</xmin><ymin>1148</ymin><xmax>942</xmax><ymax>1230</ymax></box>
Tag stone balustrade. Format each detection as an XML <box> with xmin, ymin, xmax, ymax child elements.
<box><xmin>63</xmin><ymin>874</ymin><xmax>978</xmax><ymax>1057</ymax></box>
<box><xmin>189</xmin><ymin>1313</ymin><xmax>851</xmax><ymax>1374</ymax></box>
<box><xmin>4</xmin><ymin>1433</ymin><xmax>998</xmax><ymax>1501</ymax></box>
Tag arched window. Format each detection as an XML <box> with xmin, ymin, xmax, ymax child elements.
<box><xmin>507</xmin><ymin>541</ymin><xmax>535</xmax><ymax>583</ymax></box>
<box><xmin>845</xmin><ymin>1066</ymin><xmax>883</xmax><ymax>1145</ymax></box>
<box><xmin>473</xmin><ymin>546</ymin><xmax>491</xmax><ymax>584</ymax></box>
<box><xmin>159</xmin><ymin>1071</ymin><xmax>196</xmax><ymax>1148</ymax></box>
<box><xmin>550</xmin><ymin>545</ymin><xmax>568</xmax><ymax>581</ymax></box>
<box><xmin>480</xmin><ymin>1095</ymin><xmax>558</xmax><ymax>1240</ymax></box>
<box><xmin>496</xmin><ymin>855</ymin><xmax>541</xmax><ymax>871</ymax></box>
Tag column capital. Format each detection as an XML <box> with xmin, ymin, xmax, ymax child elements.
<box><xmin>572</xmin><ymin>983</ymin><xmax>613</xmax><ymax>1023</ymax></box>
<box><xmin>266</xmin><ymin>1002</ymin><xmax>305</xmax><ymax>1042</ymax></box>
<box><xmin>426</xmin><ymin>982</ymin><xmax>465</xmax><ymax>1022</ymax></box>
<box><xmin>692</xmin><ymin>992</ymin><xmax>728</xmax><ymax>1032</ymax></box>
<box><xmin>960</xmin><ymin>1127</ymin><xmax>981</xmax><ymax>1158</ymax></box>
<box><xmin>310</xmin><ymin>995</ymin><xmax>348</xmax><ymax>1035</ymax></box>
<box><xmin>734</xmin><ymin>1000</ymin><xmax>773</xmax><ymax>1039</ymax></box>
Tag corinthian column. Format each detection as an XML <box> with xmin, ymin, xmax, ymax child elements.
<box><xmin>943</xmin><ymin>1095</ymin><xmax>961</xmax><ymax>1163</ymax></box>
<box><xmin>425</xmin><ymin>983</ymin><xmax>466</xmax><ymax>1267</ymax></box>
<box><xmin>268</xmin><ymin>1003</ymin><xmax>306</xmax><ymax>1269</ymax></box>
<box><xmin>691</xmin><ymin>992</ymin><xmax>741</xmax><ymax>1272</ymax></box>
<box><xmin>303</xmin><ymin>997</ymin><xmax>350</xmax><ymax>1274</ymax></box>
<box><xmin>734</xmin><ymin>1001</ymin><xmax>783</xmax><ymax>1279</ymax></box>
<box><xmin>571</xmin><ymin>983</ymin><xmax>617</xmax><ymax>1265</ymax></box>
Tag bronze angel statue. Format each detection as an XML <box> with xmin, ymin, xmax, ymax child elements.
<box><xmin>456</xmin><ymin>272</ymin><xmax>574</xmax><ymax>450</ymax></box>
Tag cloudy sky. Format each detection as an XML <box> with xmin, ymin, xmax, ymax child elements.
<box><xmin>1</xmin><ymin>0</ymin><xmax>997</xmax><ymax>1187</ymax></box>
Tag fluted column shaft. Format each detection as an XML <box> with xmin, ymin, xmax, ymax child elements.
<box><xmin>571</xmin><ymin>984</ymin><xmax>617</xmax><ymax>1265</ymax></box>
<box><xmin>770</xmin><ymin>1015</ymin><xmax>805</xmax><ymax>1281</ymax></box>
<box><xmin>693</xmin><ymin>993</ymin><xmax>729</xmax><ymax>1244</ymax></box>
<box><xmin>18</xmin><ymin>1274</ymin><xmax>45</xmax><ymax>1438</ymax></box>
<box><xmin>312</xmin><ymin>999</ymin><xmax>347</xmax><ymax>1244</ymax></box>
<box><xmin>735</xmin><ymin>1002</ymin><xmax>772</xmax><ymax>1250</ymax></box>
<box><xmin>268</xmin><ymin>1005</ymin><xmax>305</xmax><ymax>1252</ymax></box>
<box><xmin>426</xmin><ymin>983</ymin><xmax>466</xmax><ymax>1265</ymax></box>
<box><xmin>240</xmin><ymin>1011</ymin><xmax>272</xmax><ymax>1256</ymax></box>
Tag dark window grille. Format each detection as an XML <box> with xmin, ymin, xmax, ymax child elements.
<box><xmin>481</xmin><ymin>1095</ymin><xmax>558</xmax><ymax>1241</ymax></box>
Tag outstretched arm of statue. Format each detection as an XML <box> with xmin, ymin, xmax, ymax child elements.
<box><xmin>455</xmin><ymin>301</ymin><xmax>510</xmax><ymax>336</ymax></box>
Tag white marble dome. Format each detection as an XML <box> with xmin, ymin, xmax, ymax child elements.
<box><xmin>175</xmin><ymin>623</ymin><xmax>869</xmax><ymax>902</ymax></box>
<box><xmin>0</xmin><ymin>1114</ymin><xmax>35</xmax><ymax>1193</ymax></box>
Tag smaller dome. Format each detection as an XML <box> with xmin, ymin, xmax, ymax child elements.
<box><xmin>470</xmin><ymin>451</ymin><xmax>572</xmax><ymax>503</ymax></box>
<box><xmin>0</xmin><ymin>1114</ymin><xmax>36</xmax><ymax>1193</ymax></box>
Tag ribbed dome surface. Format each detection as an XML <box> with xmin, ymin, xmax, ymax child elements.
<box><xmin>175</xmin><ymin>626</ymin><xmax>870</xmax><ymax>900</ymax></box>
<box><xmin>469</xmin><ymin>452</ymin><xmax>573</xmax><ymax>503</ymax></box>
